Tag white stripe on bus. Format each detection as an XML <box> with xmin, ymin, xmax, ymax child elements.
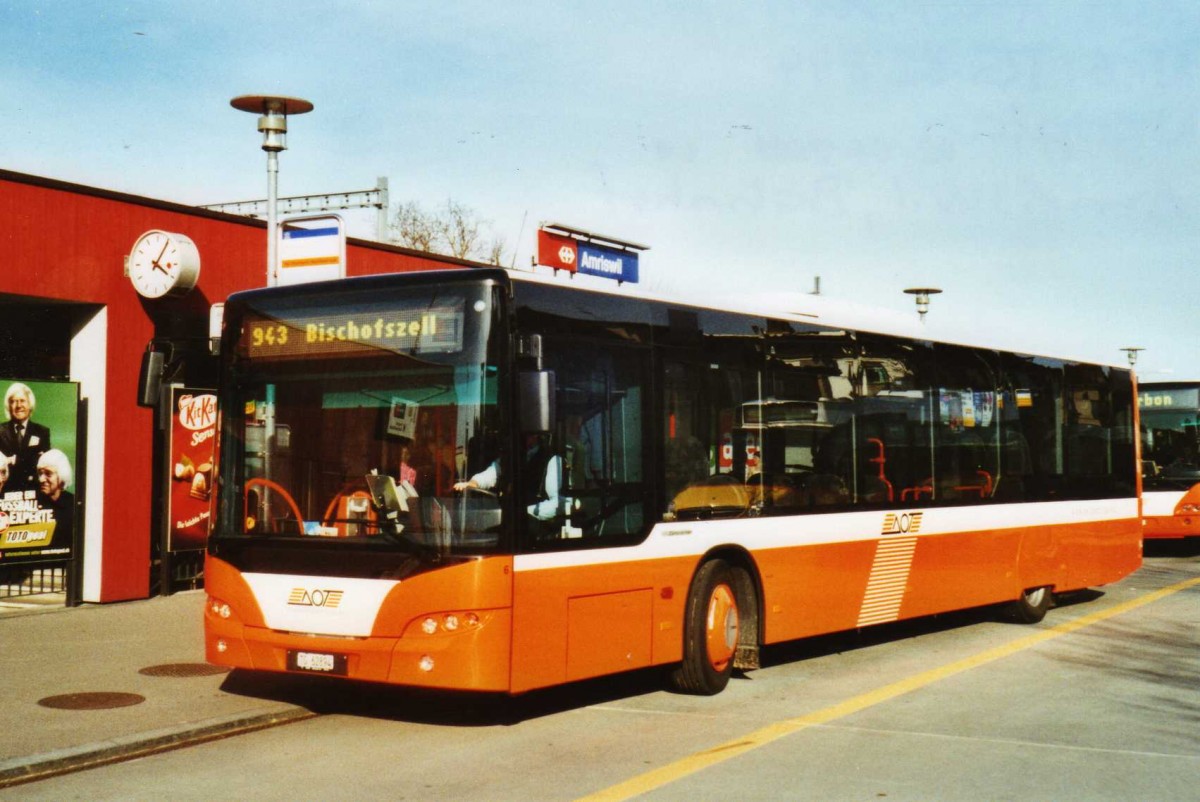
<box><xmin>515</xmin><ymin>498</ymin><xmax>1137</xmax><ymax>573</ymax></box>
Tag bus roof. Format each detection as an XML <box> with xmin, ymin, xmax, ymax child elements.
<box><xmin>223</xmin><ymin>266</ymin><xmax>1128</xmax><ymax>370</ymax></box>
<box><xmin>506</xmin><ymin>268</ymin><xmax>1128</xmax><ymax>370</ymax></box>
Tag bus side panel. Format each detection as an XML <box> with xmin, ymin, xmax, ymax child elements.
<box><xmin>1004</xmin><ymin>516</ymin><xmax>1141</xmax><ymax>594</ymax></box>
<box><xmin>754</xmin><ymin>514</ymin><xmax>1140</xmax><ymax>644</ymax></box>
<box><xmin>902</xmin><ymin>529</ymin><xmax>1022</xmax><ymax>618</ymax></box>
<box><xmin>756</xmin><ymin>527</ymin><xmax>1022</xmax><ymax>643</ymax></box>
<box><xmin>754</xmin><ymin>540</ymin><xmax>875</xmax><ymax>644</ymax></box>
<box><xmin>510</xmin><ymin>555</ymin><xmax>694</xmax><ymax>694</ymax></box>
<box><xmin>1059</xmin><ymin>517</ymin><xmax>1142</xmax><ymax>592</ymax></box>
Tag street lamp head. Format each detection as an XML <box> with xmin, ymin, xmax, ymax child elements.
<box><xmin>231</xmin><ymin>95</ymin><xmax>314</xmax><ymax>153</ymax></box>
<box><xmin>1120</xmin><ymin>347</ymin><xmax>1144</xmax><ymax>368</ymax></box>
<box><xmin>904</xmin><ymin>287</ymin><xmax>942</xmax><ymax>322</ymax></box>
<box><xmin>230</xmin><ymin>94</ymin><xmax>314</xmax><ymax>287</ymax></box>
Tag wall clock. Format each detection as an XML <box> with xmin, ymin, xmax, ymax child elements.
<box><xmin>127</xmin><ymin>230</ymin><xmax>201</xmax><ymax>298</ymax></box>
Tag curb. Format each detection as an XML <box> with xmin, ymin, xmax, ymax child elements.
<box><xmin>0</xmin><ymin>706</ymin><xmax>315</xmax><ymax>789</ymax></box>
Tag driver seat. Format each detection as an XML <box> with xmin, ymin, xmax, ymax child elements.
<box><xmin>323</xmin><ymin>488</ymin><xmax>378</xmax><ymax>537</ymax></box>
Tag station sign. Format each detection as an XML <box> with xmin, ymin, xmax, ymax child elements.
<box><xmin>536</xmin><ymin>227</ymin><xmax>641</xmax><ymax>284</ymax></box>
<box><xmin>578</xmin><ymin>242</ymin><xmax>638</xmax><ymax>283</ymax></box>
<box><xmin>277</xmin><ymin>214</ymin><xmax>346</xmax><ymax>286</ymax></box>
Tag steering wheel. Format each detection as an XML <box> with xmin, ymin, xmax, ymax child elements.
<box><xmin>244</xmin><ymin>477</ymin><xmax>304</xmax><ymax>533</ymax></box>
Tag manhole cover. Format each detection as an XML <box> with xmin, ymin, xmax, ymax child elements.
<box><xmin>139</xmin><ymin>662</ymin><xmax>231</xmax><ymax>678</ymax></box>
<box><xmin>38</xmin><ymin>692</ymin><xmax>146</xmax><ymax>710</ymax></box>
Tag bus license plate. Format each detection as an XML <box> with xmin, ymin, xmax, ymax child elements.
<box><xmin>287</xmin><ymin>650</ymin><xmax>347</xmax><ymax>675</ymax></box>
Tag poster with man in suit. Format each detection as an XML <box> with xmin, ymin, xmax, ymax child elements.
<box><xmin>0</xmin><ymin>379</ymin><xmax>79</xmax><ymax>563</ymax></box>
<box><xmin>0</xmin><ymin>382</ymin><xmax>52</xmax><ymax>492</ymax></box>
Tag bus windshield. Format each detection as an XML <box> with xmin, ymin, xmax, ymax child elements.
<box><xmin>214</xmin><ymin>278</ymin><xmax>506</xmax><ymax>553</ymax></box>
<box><xmin>1141</xmin><ymin>388</ymin><xmax>1200</xmax><ymax>490</ymax></box>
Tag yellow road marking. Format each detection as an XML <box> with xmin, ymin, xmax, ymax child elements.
<box><xmin>578</xmin><ymin>576</ymin><xmax>1200</xmax><ymax>802</ymax></box>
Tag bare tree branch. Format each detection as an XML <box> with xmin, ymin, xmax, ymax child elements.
<box><xmin>387</xmin><ymin>198</ymin><xmax>508</xmax><ymax>266</ymax></box>
<box><xmin>441</xmin><ymin>199</ymin><xmax>482</xmax><ymax>259</ymax></box>
<box><xmin>389</xmin><ymin>200</ymin><xmax>440</xmax><ymax>252</ymax></box>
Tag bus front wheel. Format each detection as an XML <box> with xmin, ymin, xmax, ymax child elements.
<box><xmin>671</xmin><ymin>559</ymin><xmax>742</xmax><ymax>695</ymax></box>
<box><xmin>1005</xmin><ymin>585</ymin><xmax>1052</xmax><ymax>624</ymax></box>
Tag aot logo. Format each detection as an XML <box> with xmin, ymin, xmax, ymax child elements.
<box><xmin>558</xmin><ymin>245</ymin><xmax>576</xmax><ymax>265</ymax></box>
<box><xmin>288</xmin><ymin>588</ymin><xmax>344</xmax><ymax>608</ymax></box>
<box><xmin>882</xmin><ymin>512</ymin><xmax>923</xmax><ymax>535</ymax></box>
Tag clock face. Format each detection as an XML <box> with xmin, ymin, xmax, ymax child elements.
<box><xmin>129</xmin><ymin>230</ymin><xmax>200</xmax><ymax>298</ymax></box>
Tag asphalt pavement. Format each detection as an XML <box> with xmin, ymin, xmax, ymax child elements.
<box><xmin>0</xmin><ymin>590</ymin><xmax>312</xmax><ymax>789</ymax></box>
<box><xmin>2</xmin><ymin>542</ymin><xmax>1196</xmax><ymax>792</ymax></box>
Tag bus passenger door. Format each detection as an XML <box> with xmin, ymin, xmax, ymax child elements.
<box><xmin>510</xmin><ymin>338</ymin><xmax>653</xmax><ymax>693</ymax></box>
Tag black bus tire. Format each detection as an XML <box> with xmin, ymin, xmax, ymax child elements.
<box><xmin>1005</xmin><ymin>585</ymin><xmax>1052</xmax><ymax>624</ymax></box>
<box><xmin>670</xmin><ymin>559</ymin><xmax>741</xmax><ymax>695</ymax></box>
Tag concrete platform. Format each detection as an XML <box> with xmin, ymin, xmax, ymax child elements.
<box><xmin>0</xmin><ymin>591</ymin><xmax>311</xmax><ymax>788</ymax></box>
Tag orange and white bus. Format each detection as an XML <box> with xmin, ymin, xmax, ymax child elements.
<box><xmin>204</xmin><ymin>268</ymin><xmax>1141</xmax><ymax>695</ymax></box>
<box><xmin>1139</xmin><ymin>381</ymin><xmax>1200</xmax><ymax>540</ymax></box>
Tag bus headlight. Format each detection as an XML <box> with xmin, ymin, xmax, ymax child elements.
<box><xmin>207</xmin><ymin>597</ymin><xmax>232</xmax><ymax>619</ymax></box>
<box><xmin>414</xmin><ymin>611</ymin><xmax>484</xmax><ymax>635</ymax></box>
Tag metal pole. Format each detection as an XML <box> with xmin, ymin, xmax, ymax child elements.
<box><xmin>376</xmin><ymin>176</ymin><xmax>390</xmax><ymax>242</ymax></box>
<box><xmin>267</xmin><ymin>150</ymin><xmax>279</xmax><ymax>286</ymax></box>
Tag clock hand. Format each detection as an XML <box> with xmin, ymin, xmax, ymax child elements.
<box><xmin>150</xmin><ymin>238</ymin><xmax>171</xmax><ymax>273</ymax></box>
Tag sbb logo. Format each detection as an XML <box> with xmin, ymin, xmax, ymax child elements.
<box><xmin>558</xmin><ymin>245</ymin><xmax>576</xmax><ymax>265</ymax></box>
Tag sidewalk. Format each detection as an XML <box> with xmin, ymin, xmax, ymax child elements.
<box><xmin>0</xmin><ymin>590</ymin><xmax>312</xmax><ymax>788</ymax></box>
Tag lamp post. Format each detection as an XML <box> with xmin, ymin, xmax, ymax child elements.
<box><xmin>230</xmin><ymin>94</ymin><xmax>314</xmax><ymax>286</ymax></box>
<box><xmin>904</xmin><ymin>287</ymin><xmax>942</xmax><ymax>323</ymax></box>
<box><xmin>1120</xmin><ymin>347</ymin><xmax>1144</xmax><ymax>369</ymax></box>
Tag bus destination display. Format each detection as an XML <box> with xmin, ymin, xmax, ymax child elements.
<box><xmin>1139</xmin><ymin>387</ymin><xmax>1200</xmax><ymax>409</ymax></box>
<box><xmin>242</xmin><ymin>301</ymin><xmax>465</xmax><ymax>359</ymax></box>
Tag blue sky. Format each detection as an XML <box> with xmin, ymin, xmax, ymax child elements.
<box><xmin>3</xmin><ymin>1</ymin><xmax>1197</xmax><ymax>378</ymax></box>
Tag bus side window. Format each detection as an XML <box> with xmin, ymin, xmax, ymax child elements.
<box><xmin>531</xmin><ymin>340</ymin><xmax>646</xmax><ymax>546</ymax></box>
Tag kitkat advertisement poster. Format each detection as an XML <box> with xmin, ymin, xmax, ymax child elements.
<box><xmin>168</xmin><ymin>388</ymin><xmax>216</xmax><ymax>552</ymax></box>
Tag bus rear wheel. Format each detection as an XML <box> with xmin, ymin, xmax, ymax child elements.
<box><xmin>1005</xmin><ymin>585</ymin><xmax>1053</xmax><ymax>624</ymax></box>
<box><xmin>671</xmin><ymin>559</ymin><xmax>742</xmax><ymax>695</ymax></box>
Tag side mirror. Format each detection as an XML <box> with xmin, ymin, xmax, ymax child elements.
<box><xmin>209</xmin><ymin>302</ymin><xmax>225</xmax><ymax>356</ymax></box>
<box><xmin>519</xmin><ymin>370</ymin><xmax>556</xmax><ymax>433</ymax></box>
<box><xmin>137</xmin><ymin>349</ymin><xmax>164</xmax><ymax>408</ymax></box>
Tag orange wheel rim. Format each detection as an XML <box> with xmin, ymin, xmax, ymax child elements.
<box><xmin>705</xmin><ymin>583</ymin><xmax>739</xmax><ymax>671</ymax></box>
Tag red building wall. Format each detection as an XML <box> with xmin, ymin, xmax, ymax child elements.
<box><xmin>0</xmin><ymin>170</ymin><xmax>470</xmax><ymax>601</ymax></box>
